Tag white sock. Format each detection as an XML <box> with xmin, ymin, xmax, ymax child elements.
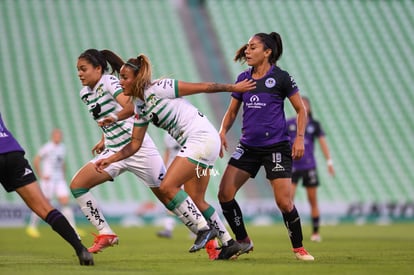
<box><xmin>172</xmin><ymin>194</ymin><xmax>209</xmax><ymax>233</ymax></box>
<box><xmin>172</xmin><ymin>207</ymin><xmax>199</xmax><ymax>234</ymax></box>
<box><xmin>207</xmin><ymin>209</ymin><xmax>232</xmax><ymax>246</ymax></box>
<box><xmin>76</xmin><ymin>192</ymin><xmax>114</xmax><ymax>234</ymax></box>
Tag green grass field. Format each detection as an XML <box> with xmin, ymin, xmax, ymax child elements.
<box><xmin>1</xmin><ymin>223</ymin><xmax>413</xmax><ymax>275</ymax></box>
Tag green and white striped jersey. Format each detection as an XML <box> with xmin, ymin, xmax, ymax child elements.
<box><xmin>133</xmin><ymin>79</ymin><xmax>203</xmax><ymax>146</ymax></box>
<box><xmin>79</xmin><ymin>74</ymin><xmax>134</xmax><ymax>152</ymax></box>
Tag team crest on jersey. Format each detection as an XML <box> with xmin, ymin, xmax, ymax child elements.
<box><xmin>96</xmin><ymin>84</ymin><xmax>104</xmax><ymax>97</ymax></box>
<box><xmin>265</xmin><ymin>77</ymin><xmax>276</xmax><ymax>88</ymax></box>
<box><xmin>147</xmin><ymin>94</ymin><xmax>159</xmax><ymax>106</ymax></box>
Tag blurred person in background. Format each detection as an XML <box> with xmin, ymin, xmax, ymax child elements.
<box><xmin>287</xmin><ymin>96</ymin><xmax>335</xmax><ymax>242</ymax></box>
<box><xmin>71</xmin><ymin>49</ymin><xmax>166</xmax><ymax>254</ymax></box>
<box><xmin>26</xmin><ymin>128</ymin><xmax>83</xmax><ymax>238</ymax></box>
<box><xmin>217</xmin><ymin>32</ymin><xmax>314</xmax><ymax>261</ymax></box>
<box><xmin>163</xmin><ymin>133</ymin><xmax>181</xmax><ymax>168</ymax></box>
<box><xmin>0</xmin><ymin>113</ymin><xmax>93</xmax><ymax>265</ymax></box>
<box><xmin>94</xmin><ymin>52</ymin><xmax>256</xmax><ymax>259</ymax></box>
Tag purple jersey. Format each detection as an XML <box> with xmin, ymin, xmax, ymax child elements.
<box><xmin>0</xmin><ymin>113</ymin><xmax>25</xmax><ymax>154</ymax></box>
<box><xmin>232</xmin><ymin>65</ymin><xmax>299</xmax><ymax>147</ymax></box>
<box><xmin>287</xmin><ymin>116</ymin><xmax>325</xmax><ymax>170</ymax></box>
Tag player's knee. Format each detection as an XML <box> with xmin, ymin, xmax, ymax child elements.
<box><xmin>217</xmin><ymin>188</ymin><xmax>234</xmax><ymax>202</ymax></box>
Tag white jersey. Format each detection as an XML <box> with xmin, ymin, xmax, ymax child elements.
<box><xmin>133</xmin><ymin>79</ymin><xmax>202</xmax><ymax>145</ymax></box>
<box><xmin>133</xmin><ymin>78</ymin><xmax>220</xmax><ymax>168</ymax></box>
<box><xmin>37</xmin><ymin>141</ymin><xmax>65</xmax><ymax>180</ymax></box>
<box><xmin>36</xmin><ymin>141</ymin><xmax>71</xmax><ymax>199</ymax></box>
<box><xmin>80</xmin><ymin>74</ymin><xmax>157</xmax><ymax>154</ymax></box>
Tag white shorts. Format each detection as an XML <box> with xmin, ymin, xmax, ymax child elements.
<box><xmin>177</xmin><ymin>115</ymin><xmax>220</xmax><ymax>168</ymax></box>
<box><xmin>90</xmin><ymin>148</ymin><xmax>166</xmax><ymax>188</ymax></box>
<box><xmin>39</xmin><ymin>178</ymin><xmax>70</xmax><ymax>199</ymax></box>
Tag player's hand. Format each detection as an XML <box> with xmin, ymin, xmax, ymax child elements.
<box><xmin>97</xmin><ymin>113</ymin><xmax>118</xmax><ymax>127</ymax></box>
<box><xmin>328</xmin><ymin>163</ymin><xmax>335</xmax><ymax>177</ymax></box>
<box><xmin>219</xmin><ymin>132</ymin><xmax>228</xmax><ymax>158</ymax></box>
<box><xmin>95</xmin><ymin>158</ymin><xmax>111</xmax><ymax>172</ymax></box>
<box><xmin>291</xmin><ymin>138</ymin><xmax>305</xmax><ymax>160</ymax></box>
<box><xmin>232</xmin><ymin>79</ymin><xmax>256</xmax><ymax>92</ymax></box>
<box><xmin>92</xmin><ymin>142</ymin><xmax>105</xmax><ymax>155</ymax></box>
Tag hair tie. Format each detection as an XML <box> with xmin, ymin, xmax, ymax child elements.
<box><xmin>125</xmin><ymin>62</ymin><xmax>139</xmax><ymax>71</ymax></box>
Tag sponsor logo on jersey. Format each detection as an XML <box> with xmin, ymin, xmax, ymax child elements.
<box><xmin>246</xmin><ymin>95</ymin><xmax>266</xmax><ymax>109</ymax></box>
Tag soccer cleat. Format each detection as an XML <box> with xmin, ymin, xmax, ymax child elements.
<box><xmin>293</xmin><ymin>247</ymin><xmax>314</xmax><ymax>261</ymax></box>
<box><xmin>237</xmin><ymin>237</ymin><xmax>254</xmax><ymax>256</ymax></box>
<box><xmin>26</xmin><ymin>226</ymin><xmax>40</xmax><ymax>238</ymax></box>
<box><xmin>189</xmin><ymin>227</ymin><xmax>217</xmax><ymax>253</ymax></box>
<box><xmin>205</xmin><ymin>239</ymin><xmax>220</xmax><ymax>260</ymax></box>
<box><xmin>310</xmin><ymin>233</ymin><xmax>322</xmax><ymax>242</ymax></box>
<box><xmin>77</xmin><ymin>246</ymin><xmax>94</xmax><ymax>266</ymax></box>
<box><xmin>88</xmin><ymin>233</ymin><xmax>119</xmax><ymax>253</ymax></box>
<box><xmin>216</xmin><ymin>239</ymin><xmax>242</xmax><ymax>260</ymax></box>
<box><xmin>157</xmin><ymin>229</ymin><xmax>172</xmax><ymax>239</ymax></box>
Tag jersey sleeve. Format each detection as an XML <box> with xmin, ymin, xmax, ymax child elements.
<box><xmin>151</xmin><ymin>78</ymin><xmax>178</xmax><ymax>98</ymax></box>
<box><xmin>105</xmin><ymin>75</ymin><xmax>123</xmax><ymax>98</ymax></box>
<box><xmin>79</xmin><ymin>87</ymin><xmax>92</xmax><ymax>104</ymax></box>
<box><xmin>133</xmin><ymin>99</ymin><xmax>150</xmax><ymax>126</ymax></box>
<box><xmin>281</xmin><ymin>72</ymin><xmax>299</xmax><ymax>98</ymax></box>
<box><xmin>133</xmin><ymin>114</ymin><xmax>150</xmax><ymax>127</ymax></box>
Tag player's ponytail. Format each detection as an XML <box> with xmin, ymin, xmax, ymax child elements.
<box><xmin>268</xmin><ymin>32</ymin><xmax>283</xmax><ymax>62</ymax></box>
<box><xmin>234</xmin><ymin>44</ymin><xmax>248</xmax><ymax>63</ymax></box>
<box><xmin>126</xmin><ymin>54</ymin><xmax>152</xmax><ymax>100</ymax></box>
<box><xmin>100</xmin><ymin>50</ymin><xmax>124</xmax><ymax>75</ymax></box>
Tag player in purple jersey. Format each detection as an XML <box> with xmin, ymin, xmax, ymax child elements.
<box><xmin>217</xmin><ymin>32</ymin><xmax>314</xmax><ymax>261</ymax></box>
<box><xmin>287</xmin><ymin>96</ymin><xmax>335</xmax><ymax>242</ymax></box>
<box><xmin>0</xmin><ymin>113</ymin><xmax>93</xmax><ymax>265</ymax></box>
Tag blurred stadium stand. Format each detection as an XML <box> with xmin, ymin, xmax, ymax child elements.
<box><xmin>0</xmin><ymin>0</ymin><xmax>413</xmax><ymax>223</ymax></box>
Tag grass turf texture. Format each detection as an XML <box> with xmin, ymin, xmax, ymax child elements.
<box><xmin>0</xmin><ymin>224</ymin><xmax>413</xmax><ymax>274</ymax></box>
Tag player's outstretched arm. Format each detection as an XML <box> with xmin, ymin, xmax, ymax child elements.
<box><xmin>177</xmin><ymin>79</ymin><xmax>256</xmax><ymax>97</ymax></box>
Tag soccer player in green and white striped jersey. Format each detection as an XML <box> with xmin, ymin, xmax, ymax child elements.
<box><xmin>71</xmin><ymin>49</ymin><xmax>167</xmax><ymax>254</ymax></box>
<box><xmin>95</xmin><ymin>53</ymin><xmax>256</xmax><ymax>260</ymax></box>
